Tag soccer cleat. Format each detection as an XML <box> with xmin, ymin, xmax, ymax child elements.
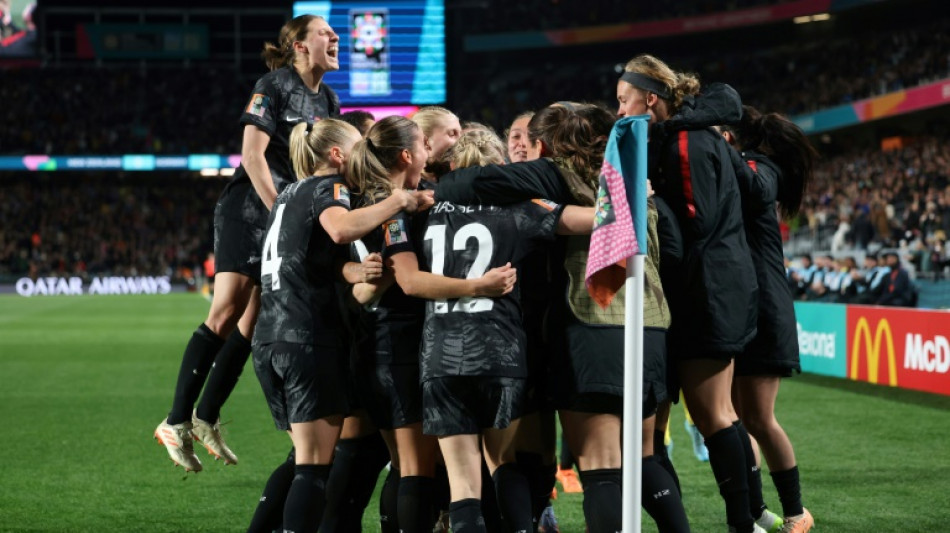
<box><xmin>155</xmin><ymin>418</ymin><xmax>202</xmax><ymax>472</ymax></box>
<box><xmin>685</xmin><ymin>419</ymin><xmax>709</xmax><ymax>462</ymax></box>
<box><xmin>780</xmin><ymin>508</ymin><xmax>814</xmax><ymax>533</ymax></box>
<box><xmin>756</xmin><ymin>509</ymin><xmax>784</xmax><ymax>533</ymax></box>
<box><xmin>556</xmin><ymin>467</ymin><xmax>583</xmax><ymax>493</ymax></box>
<box><xmin>538</xmin><ymin>504</ymin><xmax>560</xmax><ymax>533</ymax></box>
<box><xmin>191</xmin><ymin>411</ymin><xmax>238</xmax><ymax>465</ymax></box>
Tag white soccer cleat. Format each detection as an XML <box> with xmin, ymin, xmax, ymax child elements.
<box><xmin>191</xmin><ymin>411</ymin><xmax>238</xmax><ymax>465</ymax></box>
<box><xmin>155</xmin><ymin>418</ymin><xmax>203</xmax><ymax>472</ymax></box>
<box><xmin>756</xmin><ymin>509</ymin><xmax>784</xmax><ymax>533</ymax></box>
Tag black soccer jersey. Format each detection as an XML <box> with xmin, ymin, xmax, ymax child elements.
<box><xmin>241</xmin><ymin>66</ymin><xmax>340</xmax><ymax>190</ymax></box>
<box><xmin>419</xmin><ymin>199</ymin><xmax>564</xmax><ymax>381</ymax></box>
<box><xmin>255</xmin><ymin>175</ymin><xmax>352</xmax><ymax>348</ymax></box>
<box><xmin>351</xmin><ymin>210</ymin><xmax>424</xmax><ymax>315</ymax></box>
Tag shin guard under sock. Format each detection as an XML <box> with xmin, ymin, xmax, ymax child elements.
<box><xmin>321</xmin><ymin>433</ymin><xmax>390</xmax><ymax>532</ymax></box>
<box><xmin>379</xmin><ymin>466</ymin><xmax>400</xmax><ymax>533</ymax></box>
<box><xmin>449</xmin><ymin>499</ymin><xmax>486</xmax><ymax>533</ymax></box>
<box><xmin>282</xmin><ymin>464</ymin><xmax>331</xmax><ymax>533</ymax></box>
<box><xmin>770</xmin><ymin>466</ymin><xmax>804</xmax><ymax>518</ymax></box>
<box><xmin>168</xmin><ymin>323</ymin><xmax>224</xmax><ymax>424</ymax></box>
<box><xmin>654</xmin><ymin>429</ymin><xmax>682</xmax><ymax>496</ymax></box>
<box><xmin>642</xmin><ymin>456</ymin><xmax>691</xmax><ymax>533</ymax></box>
<box><xmin>492</xmin><ymin>463</ymin><xmax>534</xmax><ymax>533</ymax></box>
<box><xmin>705</xmin><ymin>425</ymin><xmax>754</xmax><ymax>532</ymax></box>
<box><xmin>196</xmin><ymin>329</ymin><xmax>252</xmax><ymax>423</ymax></box>
<box><xmin>578</xmin><ymin>468</ymin><xmax>622</xmax><ymax>533</ymax></box>
<box><xmin>516</xmin><ymin>452</ymin><xmax>556</xmax><ymax>526</ymax></box>
<box><xmin>247</xmin><ymin>449</ymin><xmax>296</xmax><ymax>533</ymax></box>
<box><xmin>398</xmin><ymin>476</ymin><xmax>435</xmax><ymax>533</ymax></box>
<box><xmin>734</xmin><ymin>421</ymin><xmax>767</xmax><ymax>519</ymax></box>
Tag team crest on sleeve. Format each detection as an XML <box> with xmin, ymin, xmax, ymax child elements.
<box><xmin>333</xmin><ymin>183</ymin><xmax>351</xmax><ymax>207</ymax></box>
<box><xmin>246</xmin><ymin>94</ymin><xmax>270</xmax><ymax>117</ymax></box>
<box><xmin>384</xmin><ymin>219</ymin><xmax>408</xmax><ymax>246</ymax></box>
<box><xmin>531</xmin><ymin>198</ymin><xmax>558</xmax><ymax>211</ymax></box>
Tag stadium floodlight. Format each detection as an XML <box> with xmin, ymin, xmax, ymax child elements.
<box><xmin>199</xmin><ymin>168</ymin><xmax>219</xmax><ymax>177</ymax></box>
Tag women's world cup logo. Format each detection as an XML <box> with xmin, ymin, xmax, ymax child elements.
<box><xmin>351</xmin><ymin>11</ymin><xmax>387</xmax><ymax>60</ymax></box>
<box><xmin>349</xmin><ymin>8</ymin><xmax>391</xmax><ymax>97</ymax></box>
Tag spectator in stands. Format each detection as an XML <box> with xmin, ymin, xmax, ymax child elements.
<box><xmin>877</xmin><ymin>251</ymin><xmax>916</xmax><ymax>307</ymax></box>
<box><xmin>849</xmin><ymin>253</ymin><xmax>890</xmax><ymax>304</ymax></box>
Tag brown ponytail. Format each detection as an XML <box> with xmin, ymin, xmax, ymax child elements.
<box><xmin>345</xmin><ymin>115</ymin><xmax>420</xmax><ymax>204</ymax></box>
<box><xmin>261</xmin><ymin>15</ymin><xmax>320</xmax><ymax>71</ymax></box>
<box><xmin>732</xmin><ymin>105</ymin><xmax>818</xmax><ymax>217</ymax></box>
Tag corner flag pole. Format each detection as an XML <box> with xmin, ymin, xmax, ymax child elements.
<box><xmin>621</xmin><ymin>116</ymin><xmax>649</xmax><ymax>533</ymax></box>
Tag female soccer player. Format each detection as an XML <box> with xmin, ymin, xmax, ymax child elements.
<box><xmin>722</xmin><ymin>106</ymin><xmax>817</xmax><ymax>533</ymax></box>
<box><xmin>343</xmin><ymin>115</ymin><xmax>516</xmax><ymax>533</ymax></box>
<box><xmin>433</xmin><ymin>103</ymin><xmax>688</xmax><ymax>533</ymax></box>
<box><xmin>506</xmin><ymin>111</ymin><xmax>534</xmax><ymax>163</ymax></box>
<box><xmin>410</xmin><ymin>127</ymin><xmax>595</xmax><ymax>533</ymax></box>
<box><xmin>618</xmin><ymin>54</ymin><xmax>762</xmax><ymax>532</ymax></box>
<box><xmin>155</xmin><ymin>14</ymin><xmax>343</xmax><ymax>472</ymax></box>
<box><xmin>411</xmin><ymin>106</ymin><xmax>462</xmax><ymax>184</ymax></box>
<box><xmin>248</xmin><ymin>117</ymin><xmax>429</xmax><ymax>533</ymax></box>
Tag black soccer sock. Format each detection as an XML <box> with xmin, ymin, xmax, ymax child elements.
<box><xmin>195</xmin><ymin>329</ymin><xmax>252</xmax><ymax>423</ymax></box>
<box><xmin>642</xmin><ymin>456</ymin><xmax>691</xmax><ymax>533</ymax></box>
<box><xmin>379</xmin><ymin>466</ymin><xmax>400</xmax><ymax>533</ymax></box>
<box><xmin>491</xmin><ymin>463</ymin><xmax>534</xmax><ymax>533</ymax></box>
<box><xmin>770</xmin><ymin>466</ymin><xmax>804</xmax><ymax>518</ymax></box>
<box><xmin>398</xmin><ymin>476</ymin><xmax>435</xmax><ymax>533</ymax></box>
<box><xmin>705</xmin><ymin>425</ymin><xmax>754</xmax><ymax>532</ymax></box>
<box><xmin>480</xmin><ymin>460</ymin><xmax>503</xmax><ymax>532</ymax></box>
<box><xmin>654</xmin><ymin>429</ymin><xmax>682</xmax><ymax>496</ymax></box>
<box><xmin>247</xmin><ymin>449</ymin><xmax>296</xmax><ymax>533</ymax></box>
<box><xmin>516</xmin><ymin>451</ymin><xmax>556</xmax><ymax>526</ymax></box>
<box><xmin>734</xmin><ymin>421</ymin><xmax>767</xmax><ymax>519</ymax></box>
<box><xmin>282</xmin><ymin>463</ymin><xmax>331</xmax><ymax>533</ymax></box>
<box><xmin>578</xmin><ymin>468</ymin><xmax>622</xmax><ymax>533</ymax></box>
<box><xmin>449</xmin><ymin>498</ymin><xmax>487</xmax><ymax>533</ymax></box>
<box><xmin>559</xmin><ymin>435</ymin><xmax>575</xmax><ymax>470</ymax></box>
<box><xmin>320</xmin><ymin>433</ymin><xmax>390</xmax><ymax>533</ymax></box>
<box><xmin>168</xmin><ymin>323</ymin><xmax>224</xmax><ymax>424</ymax></box>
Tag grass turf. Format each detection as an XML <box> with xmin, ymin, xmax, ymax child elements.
<box><xmin>0</xmin><ymin>293</ymin><xmax>947</xmax><ymax>531</ymax></box>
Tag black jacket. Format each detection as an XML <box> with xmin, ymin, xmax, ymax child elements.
<box><xmin>649</xmin><ymin>85</ymin><xmax>758</xmax><ymax>355</ymax></box>
<box><xmin>732</xmin><ymin>151</ymin><xmax>800</xmax><ymax>371</ymax></box>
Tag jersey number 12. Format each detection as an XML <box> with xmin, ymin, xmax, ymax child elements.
<box><xmin>424</xmin><ymin>223</ymin><xmax>494</xmax><ymax>314</ymax></box>
<box><xmin>261</xmin><ymin>204</ymin><xmax>286</xmax><ymax>290</ymax></box>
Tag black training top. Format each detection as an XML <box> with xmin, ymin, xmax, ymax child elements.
<box><xmin>254</xmin><ymin>175</ymin><xmax>350</xmax><ymax>348</ymax></box>
<box><xmin>419</xmin><ymin>199</ymin><xmax>563</xmax><ymax>381</ymax></box>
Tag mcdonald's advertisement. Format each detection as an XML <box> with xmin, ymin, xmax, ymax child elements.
<box><xmin>847</xmin><ymin>305</ymin><xmax>950</xmax><ymax>396</ymax></box>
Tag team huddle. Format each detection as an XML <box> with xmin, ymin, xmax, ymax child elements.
<box><xmin>153</xmin><ymin>14</ymin><xmax>817</xmax><ymax>533</ymax></box>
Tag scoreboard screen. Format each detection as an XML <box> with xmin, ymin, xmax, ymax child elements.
<box><xmin>293</xmin><ymin>0</ymin><xmax>445</xmax><ymax>105</ymax></box>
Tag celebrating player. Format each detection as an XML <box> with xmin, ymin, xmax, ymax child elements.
<box><xmin>155</xmin><ymin>14</ymin><xmax>342</xmax><ymax>472</ymax></box>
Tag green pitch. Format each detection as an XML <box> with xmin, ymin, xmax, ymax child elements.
<box><xmin>1</xmin><ymin>293</ymin><xmax>949</xmax><ymax>531</ymax></box>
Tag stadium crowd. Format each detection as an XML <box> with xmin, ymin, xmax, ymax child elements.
<box><xmin>0</xmin><ymin>173</ymin><xmax>222</xmax><ymax>281</ymax></box>
<box><xmin>456</xmin><ymin>17</ymin><xmax>949</xmax><ymax>132</ymax></box>
<box><xmin>464</xmin><ymin>0</ymin><xmax>786</xmax><ymax>33</ymax></box>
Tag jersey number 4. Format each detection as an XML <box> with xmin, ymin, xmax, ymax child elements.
<box><xmin>424</xmin><ymin>223</ymin><xmax>494</xmax><ymax>314</ymax></box>
<box><xmin>261</xmin><ymin>204</ymin><xmax>286</xmax><ymax>290</ymax></box>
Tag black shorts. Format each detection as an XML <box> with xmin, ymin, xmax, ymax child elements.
<box><xmin>551</xmin><ymin>323</ymin><xmax>668</xmax><ymax>418</ymax></box>
<box><xmin>422</xmin><ymin>376</ymin><xmax>525</xmax><ymax>436</ymax></box>
<box><xmin>253</xmin><ymin>341</ymin><xmax>350</xmax><ymax>430</ymax></box>
<box><xmin>355</xmin><ymin>362</ymin><xmax>423</xmax><ymax>430</ymax></box>
<box><xmin>733</xmin><ymin>350</ymin><xmax>797</xmax><ymax>378</ymax></box>
<box><xmin>213</xmin><ymin>180</ymin><xmax>267</xmax><ymax>283</ymax></box>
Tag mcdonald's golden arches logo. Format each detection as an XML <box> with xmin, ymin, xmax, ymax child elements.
<box><xmin>850</xmin><ymin>317</ymin><xmax>898</xmax><ymax>386</ymax></box>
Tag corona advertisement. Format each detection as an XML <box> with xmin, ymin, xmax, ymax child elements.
<box><xmin>793</xmin><ymin>302</ymin><xmax>847</xmax><ymax>378</ymax></box>
<box><xmin>846</xmin><ymin>305</ymin><xmax>950</xmax><ymax>396</ymax></box>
